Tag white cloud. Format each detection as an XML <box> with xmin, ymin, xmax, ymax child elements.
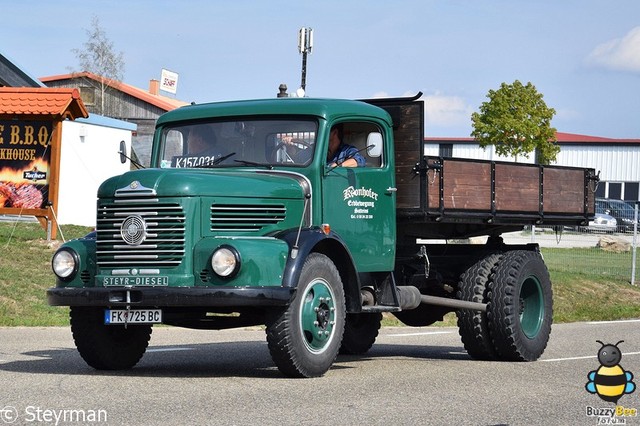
<box><xmin>369</xmin><ymin>90</ymin><xmax>419</xmax><ymax>99</ymax></box>
<box><xmin>587</xmin><ymin>26</ymin><xmax>640</xmax><ymax>72</ymax></box>
<box><xmin>367</xmin><ymin>90</ymin><xmax>473</xmax><ymax>135</ymax></box>
<box><xmin>424</xmin><ymin>92</ymin><xmax>474</xmax><ymax>127</ymax></box>
<box><xmin>554</xmin><ymin>108</ymin><xmax>581</xmax><ymax>122</ymax></box>
<box><xmin>370</xmin><ymin>91</ymin><xmax>390</xmax><ymax>98</ymax></box>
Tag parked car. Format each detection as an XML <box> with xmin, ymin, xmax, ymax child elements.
<box><xmin>584</xmin><ymin>212</ymin><xmax>617</xmax><ymax>233</ymax></box>
<box><xmin>595</xmin><ymin>198</ymin><xmax>639</xmax><ymax>233</ymax></box>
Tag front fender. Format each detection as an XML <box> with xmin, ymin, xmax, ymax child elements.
<box><xmin>275</xmin><ymin>228</ymin><xmax>361</xmax><ymax>311</ymax></box>
<box><xmin>193</xmin><ymin>236</ymin><xmax>288</xmax><ymax>286</ymax></box>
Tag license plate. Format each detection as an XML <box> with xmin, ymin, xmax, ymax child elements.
<box><xmin>104</xmin><ymin>309</ymin><xmax>162</xmax><ymax>324</ymax></box>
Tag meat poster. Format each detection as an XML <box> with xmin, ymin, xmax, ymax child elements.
<box><xmin>0</xmin><ymin>120</ymin><xmax>51</xmax><ymax>210</ymax></box>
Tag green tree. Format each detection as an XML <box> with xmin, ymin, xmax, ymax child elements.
<box><xmin>71</xmin><ymin>15</ymin><xmax>125</xmax><ymax>115</ymax></box>
<box><xmin>471</xmin><ymin>80</ymin><xmax>559</xmax><ymax>164</ymax></box>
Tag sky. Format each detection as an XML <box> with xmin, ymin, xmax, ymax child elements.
<box><xmin>2</xmin><ymin>0</ymin><xmax>639</xmax><ymax>138</ymax></box>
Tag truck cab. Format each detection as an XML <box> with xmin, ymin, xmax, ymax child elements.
<box><xmin>153</xmin><ymin>98</ymin><xmax>398</xmax><ymax>275</ymax></box>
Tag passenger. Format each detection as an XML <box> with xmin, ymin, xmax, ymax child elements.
<box><xmin>187</xmin><ymin>126</ymin><xmax>217</xmax><ymax>156</ymax></box>
<box><xmin>326</xmin><ymin>124</ymin><xmax>365</xmax><ymax>167</ymax></box>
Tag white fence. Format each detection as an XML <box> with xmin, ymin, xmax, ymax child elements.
<box><xmin>501</xmin><ymin>219</ymin><xmax>638</xmax><ymax>284</ymax></box>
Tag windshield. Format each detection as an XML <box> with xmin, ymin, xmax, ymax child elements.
<box><xmin>159</xmin><ymin>119</ymin><xmax>317</xmax><ymax>168</ymax></box>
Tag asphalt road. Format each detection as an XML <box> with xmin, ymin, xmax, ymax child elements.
<box><xmin>1</xmin><ymin>321</ymin><xmax>639</xmax><ymax>426</ymax></box>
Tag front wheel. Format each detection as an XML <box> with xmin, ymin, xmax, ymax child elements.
<box><xmin>70</xmin><ymin>307</ymin><xmax>152</xmax><ymax>370</ymax></box>
<box><xmin>487</xmin><ymin>250</ymin><xmax>553</xmax><ymax>361</ymax></box>
<box><xmin>266</xmin><ymin>253</ymin><xmax>346</xmax><ymax>378</ymax></box>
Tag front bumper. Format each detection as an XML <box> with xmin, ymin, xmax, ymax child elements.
<box><xmin>47</xmin><ymin>286</ymin><xmax>295</xmax><ymax>308</ymax></box>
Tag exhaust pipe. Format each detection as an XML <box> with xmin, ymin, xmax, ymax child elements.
<box><xmin>396</xmin><ymin>286</ymin><xmax>487</xmax><ymax>312</ymax></box>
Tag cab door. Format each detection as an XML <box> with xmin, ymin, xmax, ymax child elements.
<box><xmin>321</xmin><ymin>121</ymin><xmax>396</xmax><ymax>272</ymax></box>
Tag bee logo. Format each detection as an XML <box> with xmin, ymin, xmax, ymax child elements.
<box><xmin>585</xmin><ymin>340</ymin><xmax>636</xmax><ymax>403</ymax></box>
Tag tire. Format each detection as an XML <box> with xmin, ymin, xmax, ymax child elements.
<box><xmin>70</xmin><ymin>307</ymin><xmax>152</xmax><ymax>370</ymax></box>
<box><xmin>487</xmin><ymin>250</ymin><xmax>553</xmax><ymax>361</ymax></box>
<box><xmin>266</xmin><ymin>253</ymin><xmax>346</xmax><ymax>378</ymax></box>
<box><xmin>456</xmin><ymin>253</ymin><xmax>502</xmax><ymax>360</ymax></box>
<box><xmin>339</xmin><ymin>312</ymin><xmax>382</xmax><ymax>355</ymax></box>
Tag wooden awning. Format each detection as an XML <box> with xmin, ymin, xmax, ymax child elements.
<box><xmin>0</xmin><ymin>87</ymin><xmax>89</xmax><ymax>121</ymax></box>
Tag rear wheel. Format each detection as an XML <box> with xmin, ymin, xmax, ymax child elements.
<box><xmin>456</xmin><ymin>253</ymin><xmax>501</xmax><ymax>360</ymax></box>
<box><xmin>487</xmin><ymin>250</ymin><xmax>553</xmax><ymax>361</ymax></box>
<box><xmin>70</xmin><ymin>307</ymin><xmax>152</xmax><ymax>370</ymax></box>
<box><xmin>266</xmin><ymin>253</ymin><xmax>346</xmax><ymax>377</ymax></box>
<box><xmin>340</xmin><ymin>312</ymin><xmax>382</xmax><ymax>355</ymax></box>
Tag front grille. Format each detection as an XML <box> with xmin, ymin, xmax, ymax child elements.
<box><xmin>96</xmin><ymin>201</ymin><xmax>186</xmax><ymax>267</ymax></box>
<box><xmin>211</xmin><ymin>203</ymin><xmax>286</xmax><ymax>232</ymax></box>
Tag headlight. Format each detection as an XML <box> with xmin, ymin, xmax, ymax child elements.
<box><xmin>211</xmin><ymin>246</ymin><xmax>240</xmax><ymax>278</ymax></box>
<box><xmin>52</xmin><ymin>248</ymin><xmax>79</xmax><ymax>280</ymax></box>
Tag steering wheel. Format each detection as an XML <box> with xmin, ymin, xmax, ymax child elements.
<box><xmin>270</xmin><ymin>140</ymin><xmax>312</xmax><ymax>163</ymax></box>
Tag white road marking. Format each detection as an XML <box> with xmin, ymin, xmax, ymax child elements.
<box><xmin>586</xmin><ymin>319</ymin><xmax>640</xmax><ymax>325</ymax></box>
<box><xmin>542</xmin><ymin>355</ymin><xmax>596</xmax><ymax>362</ymax></box>
<box><xmin>385</xmin><ymin>331</ymin><xmax>453</xmax><ymax>337</ymax></box>
<box><xmin>542</xmin><ymin>351</ymin><xmax>640</xmax><ymax>362</ymax></box>
<box><xmin>147</xmin><ymin>347</ymin><xmax>193</xmax><ymax>353</ymax></box>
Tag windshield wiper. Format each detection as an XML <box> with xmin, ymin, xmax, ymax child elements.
<box><xmin>194</xmin><ymin>152</ymin><xmax>236</xmax><ymax>168</ymax></box>
<box><xmin>212</xmin><ymin>152</ymin><xmax>236</xmax><ymax>165</ymax></box>
<box><xmin>233</xmin><ymin>160</ymin><xmax>274</xmax><ymax>170</ymax></box>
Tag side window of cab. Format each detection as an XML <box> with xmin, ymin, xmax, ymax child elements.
<box><xmin>328</xmin><ymin>122</ymin><xmax>383</xmax><ymax>168</ymax></box>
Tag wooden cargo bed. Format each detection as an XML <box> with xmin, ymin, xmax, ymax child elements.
<box><xmin>396</xmin><ymin>156</ymin><xmax>598</xmax><ymax>238</ymax></box>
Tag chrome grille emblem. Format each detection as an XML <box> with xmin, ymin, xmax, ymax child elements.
<box><xmin>120</xmin><ymin>215</ymin><xmax>146</xmax><ymax>245</ymax></box>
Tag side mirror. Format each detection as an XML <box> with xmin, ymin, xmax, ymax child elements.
<box><xmin>366</xmin><ymin>132</ymin><xmax>383</xmax><ymax>158</ymax></box>
<box><xmin>119</xmin><ymin>140</ymin><xmax>127</xmax><ymax>164</ymax></box>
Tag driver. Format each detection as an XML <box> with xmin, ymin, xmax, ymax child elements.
<box><xmin>277</xmin><ymin>133</ymin><xmax>312</xmax><ymax>164</ymax></box>
<box><xmin>326</xmin><ymin>124</ymin><xmax>365</xmax><ymax>167</ymax></box>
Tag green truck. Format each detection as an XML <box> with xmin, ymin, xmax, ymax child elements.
<box><xmin>47</xmin><ymin>93</ymin><xmax>597</xmax><ymax>377</ymax></box>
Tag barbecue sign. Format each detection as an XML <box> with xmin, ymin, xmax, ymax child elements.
<box><xmin>0</xmin><ymin>120</ymin><xmax>51</xmax><ymax>210</ymax></box>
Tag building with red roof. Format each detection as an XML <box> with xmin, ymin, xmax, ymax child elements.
<box><xmin>41</xmin><ymin>72</ymin><xmax>188</xmax><ymax>166</ymax></box>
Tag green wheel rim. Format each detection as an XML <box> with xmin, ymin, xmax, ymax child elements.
<box><xmin>519</xmin><ymin>275</ymin><xmax>544</xmax><ymax>339</ymax></box>
<box><xmin>299</xmin><ymin>278</ymin><xmax>337</xmax><ymax>354</ymax></box>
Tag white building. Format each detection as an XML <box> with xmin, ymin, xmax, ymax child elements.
<box><xmin>57</xmin><ymin>115</ymin><xmax>136</xmax><ymax>226</ymax></box>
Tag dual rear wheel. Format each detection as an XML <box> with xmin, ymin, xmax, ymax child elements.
<box><xmin>457</xmin><ymin>250</ymin><xmax>553</xmax><ymax>361</ymax></box>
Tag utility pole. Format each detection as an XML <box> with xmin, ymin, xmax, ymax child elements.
<box><xmin>298</xmin><ymin>27</ymin><xmax>313</xmax><ymax>97</ymax></box>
